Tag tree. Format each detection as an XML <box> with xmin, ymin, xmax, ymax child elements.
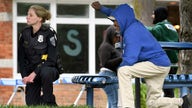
<box><xmin>133</xmin><ymin>0</ymin><xmax>155</xmax><ymax>26</ymax></box>
<box><xmin>179</xmin><ymin>0</ymin><xmax>192</xmax><ymax>74</ymax></box>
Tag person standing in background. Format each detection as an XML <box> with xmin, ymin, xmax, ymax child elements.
<box><xmin>147</xmin><ymin>7</ymin><xmax>179</xmax><ymax>97</ymax></box>
<box><xmin>98</xmin><ymin>25</ymin><xmax>122</xmax><ymax>108</ymax></box>
<box><xmin>18</xmin><ymin>5</ymin><xmax>59</xmax><ymax>106</ymax></box>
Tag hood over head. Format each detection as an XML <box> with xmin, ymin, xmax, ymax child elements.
<box><xmin>109</xmin><ymin>4</ymin><xmax>136</xmax><ymax>35</ymax></box>
<box><xmin>102</xmin><ymin>25</ymin><xmax>119</xmax><ymax>45</ymax></box>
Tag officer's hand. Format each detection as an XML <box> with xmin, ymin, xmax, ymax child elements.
<box><xmin>22</xmin><ymin>72</ymin><xmax>36</xmax><ymax>84</ymax></box>
<box><xmin>91</xmin><ymin>1</ymin><xmax>102</xmax><ymax>10</ymax></box>
<box><xmin>27</xmin><ymin>72</ymin><xmax>36</xmax><ymax>83</ymax></box>
<box><xmin>22</xmin><ymin>77</ymin><xmax>28</xmax><ymax>84</ymax></box>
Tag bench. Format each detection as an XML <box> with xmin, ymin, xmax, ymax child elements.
<box><xmin>164</xmin><ymin>74</ymin><xmax>192</xmax><ymax>95</ymax></box>
<box><xmin>0</xmin><ymin>77</ymin><xmax>72</xmax><ymax>105</ymax></box>
<box><xmin>71</xmin><ymin>41</ymin><xmax>192</xmax><ymax>108</ymax></box>
<box><xmin>72</xmin><ymin>75</ymin><xmax>118</xmax><ymax>107</ymax></box>
<box><xmin>160</xmin><ymin>42</ymin><xmax>192</xmax><ymax>97</ymax></box>
<box><xmin>0</xmin><ymin>78</ymin><xmax>25</xmax><ymax>105</ymax></box>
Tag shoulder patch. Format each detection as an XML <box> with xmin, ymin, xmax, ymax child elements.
<box><xmin>50</xmin><ymin>37</ymin><xmax>56</xmax><ymax>47</ymax></box>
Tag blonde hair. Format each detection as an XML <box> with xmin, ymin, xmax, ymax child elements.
<box><xmin>29</xmin><ymin>5</ymin><xmax>51</xmax><ymax>23</ymax></box>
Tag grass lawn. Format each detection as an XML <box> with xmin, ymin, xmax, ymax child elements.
<box><xmin>0</xmin><ymin>105</ymin><xmax>89</xmax><ymax>108</ymax></box>
<box><xmin>2</xmin><ymin>84</ymin><xmax>180</xmax><ymax>108</ymax></box>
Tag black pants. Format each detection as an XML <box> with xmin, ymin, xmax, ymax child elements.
<box><xmin>163</xmin><ymin>66</ymin><xmax>178</xmax><ymax>97</ymax></box>
<box><xmin>25</xmin><ymin>66</ymin><xmax>59</xmax><ymax>106</ymax></box>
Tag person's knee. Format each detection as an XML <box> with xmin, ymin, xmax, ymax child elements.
<box><xmin>40</xmin><ymin>67</ymin><xmax>58</xmax><ymax>81</ymax></box>
<box><xmin>118</xmin><ymin>66</ymin><xmax>131</xmax><ymax>77</ymax></box>
<box><xmin>41</xmin><ymin>67</ymin><xmax>51</xmax><ymax>78</ymax></box>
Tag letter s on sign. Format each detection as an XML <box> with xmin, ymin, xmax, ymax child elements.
<box><xmin>63</xmin><ymin>29</ymin><xmax>82</xmax><ymax>56</ymax></box>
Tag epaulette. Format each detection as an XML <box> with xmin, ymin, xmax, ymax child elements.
<box><xmin>49</xmin><ymin>27</ymin><xmax>57</xmax><ymax>34</ymax></box>
<box><xmin>42</xmin><ymin>25</ymin><xmax>56</xmax><ymax>34</ymax></box>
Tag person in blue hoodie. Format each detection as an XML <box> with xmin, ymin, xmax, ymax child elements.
<box><xmin>92</xmin><ymin>1</ymin><xmax>192</xmax><ymax>108</ymax></box>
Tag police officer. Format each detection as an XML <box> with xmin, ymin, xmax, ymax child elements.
<box><xmin>18</xmin><ymin>5</ymin><xmax>59</xmax><ymax>106</ymax></box>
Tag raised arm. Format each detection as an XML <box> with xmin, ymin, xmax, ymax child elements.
<box><xmin>91</xmin><ymin>1</ymin><xmax>113</xmax><ymax>16</ymax></box>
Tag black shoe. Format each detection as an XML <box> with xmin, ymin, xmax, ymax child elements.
<box><xmin>182</xmin><ymin>94</ymin><xmax>192</xmax><ymax>108</ymax></box>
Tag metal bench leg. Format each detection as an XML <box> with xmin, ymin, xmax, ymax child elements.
<box><xmin>21</xmin><ymin>87</ymin><xmax>25</xmax><ymax>105</ymax></box>
<box><xmin>86</xmin><ymin>87</ymin><xmax>94</xmax><ymax>108</ymax></box>
<box><xmin>73</xmin><ymin>85</ymin><xmax>86</xmax><ymax>106</ymax></box>
<box><xmin>7</xmin><ymin>85</ymin><xmax>19</xmax><ymax>105</ymax></box>
<box><xmin>6</xmin><ymin>85</ymin><xmax>25</xmax><ymax>105</ymax></box>
<box><xmin>135</xmin><ymin>78</ymin><xmax>141</xmax><ymax>108</ymax></box>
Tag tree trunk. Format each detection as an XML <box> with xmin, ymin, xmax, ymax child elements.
<box><xmin>179</xmin><ymin>0</ymin><xmax>192</xmax><ymax>74</ymax></box>
<box><xmin>133</xmin><ymin>0</ymin><xmax>155</xmax><ymax>26</ymax></box>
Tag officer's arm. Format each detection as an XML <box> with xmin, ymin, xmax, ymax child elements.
<box><xmin>18</xmin><ymin>33</ymin><xmax>27</xmax><ymax>78</ymax></box>
<box><xmin>44</xmin><ymin>30</ymin><xmax>57</xmax><ymax>66</ymax></box>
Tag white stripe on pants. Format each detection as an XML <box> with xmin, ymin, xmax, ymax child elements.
<box><xmin>118</xmin><ymin>61</ymin><xmax>183</xmax><ymax>108</ymax></box>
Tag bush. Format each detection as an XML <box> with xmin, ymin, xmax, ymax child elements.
<box><xmin>133</xmin><ymin>83</ymin><xmax>147</xmax><ymax>108</ymax></box>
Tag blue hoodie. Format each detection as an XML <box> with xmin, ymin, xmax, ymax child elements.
<box><xmin>100</xmin><ymin>4</ymin><xmax>171</xmax><ymax>67</ymax></box>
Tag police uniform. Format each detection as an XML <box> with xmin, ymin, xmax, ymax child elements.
<box><xmin>18</xmin><ymin>25</ymin><xmax>59</xmax><ymax>106</ymax></box>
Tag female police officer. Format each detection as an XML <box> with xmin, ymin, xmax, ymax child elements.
<box><xmin>18</xmin><ymin>5</ymin><xmax>59</xmax><ymax>106</ymax></box>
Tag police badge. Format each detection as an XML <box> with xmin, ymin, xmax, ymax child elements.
<box><xmin>38</xmin><ymin>35</ymin><xmax>44</xmax><ymax>43</ymax></box>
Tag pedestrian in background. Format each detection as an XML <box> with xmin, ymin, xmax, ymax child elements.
<box><xmin>147</xmin><ymin>7</ymin><xmax>179</xmax><ymax>97</ymax></box>
<box><xmin>98</xmin><ymin>25</ymin><xmax>122</xmax><ymax>108</ymax></box>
